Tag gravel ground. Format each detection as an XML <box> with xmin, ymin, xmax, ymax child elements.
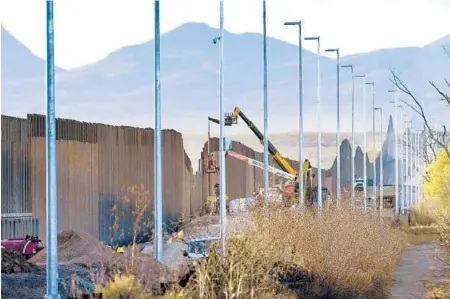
<box><xmin>1</xmin><ymin>264</ymin><xmax>94</xmax><ymax>299</ymax></box>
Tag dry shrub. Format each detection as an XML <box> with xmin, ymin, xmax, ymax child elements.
<box><xmin>183</xmin><ymin>201</ymin><xmax>406</xmax><ymax>299</ymax></box>
<box><xmin>92</xmin><ymin>185</ymin><xmax>168</xmax><ymax>298</ymax></box>
<box><xmin>410</xmin><ymin>205</ymin><xmax>437</xmax><ymax>226</ymax></box>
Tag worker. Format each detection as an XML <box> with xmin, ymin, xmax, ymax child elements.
<box><xmin>302</xmin><ymin>159</ymin><xmax>309</xmax><ymax>184</ymax></box>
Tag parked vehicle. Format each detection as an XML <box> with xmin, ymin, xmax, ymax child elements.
<box><xmin>183</xmin><ymin>237</ymin><xmax>220</xmax><ymax>259</ymax></box>
<box><xmin>1</xmin><ymin>234</ymin><xmax>44</xmax><ymax>259</ymax></box>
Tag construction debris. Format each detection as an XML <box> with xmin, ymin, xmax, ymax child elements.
<box><xmin>1</xmin><ymin>249</ymin><xmax>40</xmax><ymax>274</ymax></box>
<box><xmin>31</xmin><ymin>229</ymin><xmax>114</xmax><ymax>264</ymax></box>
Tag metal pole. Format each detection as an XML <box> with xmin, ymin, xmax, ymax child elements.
<box><xmin>341</xmin><ymin>64</ymin><xmax>355</xmax><ymax>204</ymax></box>
<box><xmin>336</xmin><ymin>52</ymin><xmax>341</xmax><ymax>201</ymax></box>
<box><xmin>389</xmin><ymin>90</ymin><xmax>399</xmax><ymax>214</ymax></box>
<box><xmin>284</xmin><ymin>21</ymin><xmax>303</xmax><ymax>205</ymax></box>
<box><xmin>416</xmin><ymin>132</ymin><xmax>419</xmax><ymax>205</ymax></box>
<box><xmin>404</xmin><ymin>118</ymin><xmax>409</xmax><ymax>211</ymax></box>
<box><xmin>45</xmin><ymin>1</ymin><xmax>60</xmax><ymax>298</ymax></box>
<box><xmin>317</xmin><ymin>39</ymin><xmax>322</xmax><ymax>210</ymax></box>
<box><xmin>362</xmin><ymin>78</ymin><xmax>367</xmax><ymax>209</ymax></box>
<box><xmin>371</xmin><ymin>87</ymin><xmax>376</xmax><ymax>204</ymax></box>
<box><xmin>263</xmin><ymin>0</ymin><xmax>269</xmax><ymax>206</ymax></box>
<box><xmin>154</xmin><ymin>0</ymin><xmax>163</xmax><ymax>262</ymax></box>
<box><xmin>418</xmin><ymin>133</ymin><xmax>422</xmax><ymax>203</ymax></box>
<box><xmin>379</xmin><ymin>109</ymin><xmax>383</xmax><ymax>212</ymax></box>
<box><xmin>399</xmin><ymin>110</ymin><xmax>404</xmax><ymax>214</ymax></box>
<box><xmin>304</xmin><ymin>36</ymin><xmax>321</xmax><ymax>209</ymax></box>
<box><xmin>410</xmin><ymin>124</ymin><xmax>413</xmax><ymax>207</ymax></box>
<box><xmin>351</xmin><ymin>72</ymin><xmax>355</xmax><ymax>204</ymax></box>
<box><xmin>408</xmin><ymin>121</ymin><xmax>412</xmax><ymax>209</ymax></box>
<box><xmin>298</xmin><ymin>23</ymin><xmax>304</xmax><ymax>206</ymax></box>
<box><xmin>219</xmin><ymin>0</ymin><xmax>226</xmax><ymax>252</ymax></box>
<box><xmin>366</xmin><ymin>82</ymin><xmax>376</xmax><ymax>204</ymax></box>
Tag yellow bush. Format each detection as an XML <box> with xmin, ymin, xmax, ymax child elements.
<box><xmin>424</xmin><ymin>145</ymin><xmax>450</xmax><ymax>209</ymax></box>
<box><xmin>423</xmin><ymin>145</ymin><xmax>450</xmax><ymax>251</ymax></box>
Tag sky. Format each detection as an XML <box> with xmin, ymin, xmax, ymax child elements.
<box><xmin>1</xmin><ymin>0</ymin><xmax>450</xmax><ymax>70</ymax></box>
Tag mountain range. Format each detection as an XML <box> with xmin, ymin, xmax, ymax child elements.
<box><xmin>2</xmin><ymin>23</ymin><xmax>449</xmax><ymax>135</ymax></box>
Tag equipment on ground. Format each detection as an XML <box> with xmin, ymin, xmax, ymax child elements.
<box><xmin>183</xmin><ymin>237</ymin><xmax>220</xmax><ymax>259</ymax></box>
<box><xmin>224</xmin><ymin>106</ymin><xmax>326</xmax><ymax>205</ymax></box>
<box><xmin>1</xmin><ymin>234</ymin><xmax>44</xmax><ymax>259</ymax></box>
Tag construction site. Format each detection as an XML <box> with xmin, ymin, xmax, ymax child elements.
<box><xmin>0</xmin><ymin>111</ymin><xmax>411</xmax><ymax>298</ymax></box>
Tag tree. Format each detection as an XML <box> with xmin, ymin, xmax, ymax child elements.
<box><xmin>390</xmin><ymin>46</ymin><xmax>450</xmax><ymax>161</ymax></box>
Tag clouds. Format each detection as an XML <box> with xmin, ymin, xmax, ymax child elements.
<box><xmin>2</xmin><ymin>0</ymin><xmax>449</xmax><ymax>69</ymax></box>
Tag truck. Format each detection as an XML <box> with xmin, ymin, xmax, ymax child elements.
<box><xmin>182</xmin><ymin>237</ymin><xmax>220</xmax><ymax>259</ymax></box>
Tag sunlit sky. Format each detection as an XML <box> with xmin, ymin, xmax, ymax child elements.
<box><xmin>2</xmin><ymin>0</ymin><xmax>450</xmax><ymax>69</ymax></box>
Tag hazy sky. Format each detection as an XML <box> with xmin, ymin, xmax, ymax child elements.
<box><xmin>2</xmin><ymin>0</ymin><xmax>450</xmax><ymax>69</ymax></box>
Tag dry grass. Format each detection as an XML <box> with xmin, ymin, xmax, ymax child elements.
<box><xmin>91</xmin><ymin>190</ymin><xmax>407</xmax><ymax>298</ymax></box>
<box><xmin>410</xmin><ymin>206</ymin><xmax>437</xmax><ymax>226</ymax></box>
<box><xmin>177</xmin><ymin>202</ymin><xmax>406</xmax><ymax>299</ymax></box>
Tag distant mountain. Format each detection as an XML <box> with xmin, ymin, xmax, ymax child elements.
<box><xmin>2</xmin><ymin>22</ymin><xmax>449</xmax><ymax>134</ymax></box>
<box><xmin>1</xmin><ymin>25</ymin><xmax>66</xmax><ymax>116</ymax></box>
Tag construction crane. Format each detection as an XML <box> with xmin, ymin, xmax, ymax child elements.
<box><xmin>226</xmin><ymin>150</ymin><xmax>297</xmax><ymax>182</ymax></box>
<box><xmin>225</xmin><ymin>107</ymin><xmax>322</xmax><ymax>204</ymax></box>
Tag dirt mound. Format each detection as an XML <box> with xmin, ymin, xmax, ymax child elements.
<box><xmin>32</xmin><ymin>229</ymin><xmax>114</xmax><ymax>264</ymax></box>
<box><xmin>1</xmin><ymin>249</ymin><xmax>40</xmax><ymax>274</ymax></box>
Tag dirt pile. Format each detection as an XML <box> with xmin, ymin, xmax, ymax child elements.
<box><xmin>1</xmin><ymin>249</ymin><xmax>40</xmax><ymax>274</ymax></box>
<box><xmin>32</xmin><ymin>229</ymin><xmax>114</xmax><ymax>264</ymax></box>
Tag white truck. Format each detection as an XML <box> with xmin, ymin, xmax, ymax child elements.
<box><xmin>183</xmin><ymin>237</ymin><xmax>220</xmax><ymax>259</ymax></box>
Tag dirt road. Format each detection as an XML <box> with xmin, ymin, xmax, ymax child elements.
<box><xmin>391</xmin><ymin>243</ymin><xmax>448</xmax><ymax>299</ymax></box>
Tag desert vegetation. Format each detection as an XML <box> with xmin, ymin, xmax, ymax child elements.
<box><xmin>94</xmin><ymin>189</ymin><xmax>407</xmax><ymax>299</ymax></box>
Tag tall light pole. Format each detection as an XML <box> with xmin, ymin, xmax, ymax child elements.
<box><xmin>374</xmin><ymin>107</ymin><xmax>383</xmax><ymax>212</ymax></box>
<box><xmin>341</xmin><ymin>64</ymin><xmax>355</xmax><ymax>204</ymax></box>
<box><xmin>154</xmin><ymin>0</ymin><xmax>163</xmax><ymax>262</ymax></box>
<box><xmin>355</xmin><ymin>74</ymin><xmax>366</xmax><ymax>210</ymax></box>
<box><xmin>304</xmin><ymin>36</ymin><xmax>322</xmax><ymax>209</ymax></box>
<box><xmin>366</xmin><ymin>81</ymin><xmax>376</xmax><ymax>205</ymax></box>
<box><xmin>414</xmin><ymin>132</ymin><xmax>421</xmax><ymax>203</ymax></box>
<box><xmin>45</xmin><ymin>1</ymin><xmax>60</xmax><ymax>298</ymax></box>
<box><xmin>283</xmin><ymin>20</ymin><xmax>304</xmax><ymax>205</ymax></box>
<box><xmin>262</xmin><ymin>0</ymin><xmax>269</xmax><ymax>206</ymax></box>
<box><xmin>388</xmin><ymin>89</ymin><xmax>399</xmax><ymax>214</ymax></box>
<box><xmin>398</xmin><ymin>109</ymin><xmax>404</xmax><ymax>214</ymax></box>
<box><xmin>408</xmin><ymin>120</ymin><xmax>413</xmax><ymax>209</ymax></box>
<box><xmin>404</xmin><ymin>117</ymin><xmax>410</xmax><ymax>211</ymax></box>
<box><xmin>325</xmin><ymin>48</ymin><xmax>341</xmax><ymax>201</ymax></box>
<box><xmin>218</xmin><ymin>0</ymin><xmax>226</xmax><ymax>252</ymax></box>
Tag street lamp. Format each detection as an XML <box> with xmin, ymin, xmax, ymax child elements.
<box><xmin>304</xmin><ymin>36</ymin><xmax>322</xmax><ymax>210</ymax></box>
<box><xmin>284</xmin><ymin>20</ymin><xmax>304</xmax><ymax>206</ymax></box>
<box><xmin>325</xmin><ymin>48</ymin><xmax>341</xmax><ymax>201</ymax></box>
<box><xmin>45</xmin><ymin>0</ymin><xmax>61</xmax><ymax>297</ymax></box>
<box><xmin>374</xmin><ymin>107</ymin><xmax>383</xmax><ymax>213</ymax></box>
<box><xmin>341</xmin><ymin>64</ymin><xmax>355</xmax><ymax>204</ymax></box>
<box><xmin>388</xmin><ymin>89</ymin><xmax>399</xmax><ymax>214</ymax></box>
<box><xmin>154</xmin><ymin>0</ymin><xmax>164</xmax><ymax>262</ymax></box>
<box><xmin>398</xmin><ymin>109</ymin><xmax>404</xmax><ymax>214</ymax></box>
<box><xmin>404</xmin><ymin>117</ymin><xmax>410</xmax><ymax>212</ymax></box>
<box><xmin>366</xmin><ymin>81</ymin><xmax>376</xmax><ymax>206</ymax></box>
<box><xmin>355</xmin><ymin>74</ymin><xmax>367</xmax><ymax>211</ymax></box>
<box><xmin>218</xmin><ymin>0</ymin><xmax>226</xmax><ymax>252</ymax></box>
<box><xmin>262</xmin><ymin>0</ymin><xmax>269</xmax><ymax>206</ymax></box>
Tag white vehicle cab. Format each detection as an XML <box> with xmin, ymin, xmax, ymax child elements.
<box><xmin>183</xmin><ymin>237</ymin><xmax>220</xmax><ymax>259</ymax></box>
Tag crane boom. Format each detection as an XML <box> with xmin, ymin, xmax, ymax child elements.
<box><xmin>227</xmin><ymin>107</ymin><xmax>298</xmax><ymax>178</ymax></box>
<box><xmin>227</xmin><ymin>151</ymin><xmax>297</xmax><ymax>181</ymax></box>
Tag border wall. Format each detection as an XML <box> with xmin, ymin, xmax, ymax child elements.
<box><xmin>1</xmin><ymin>115</ymin><xmax>198</xmax><ymax>244</ymax></box>
<box><xmin>1</xmin><ymin>115</ymin><xmax>371</xmax><ymax>243</ymax></box>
